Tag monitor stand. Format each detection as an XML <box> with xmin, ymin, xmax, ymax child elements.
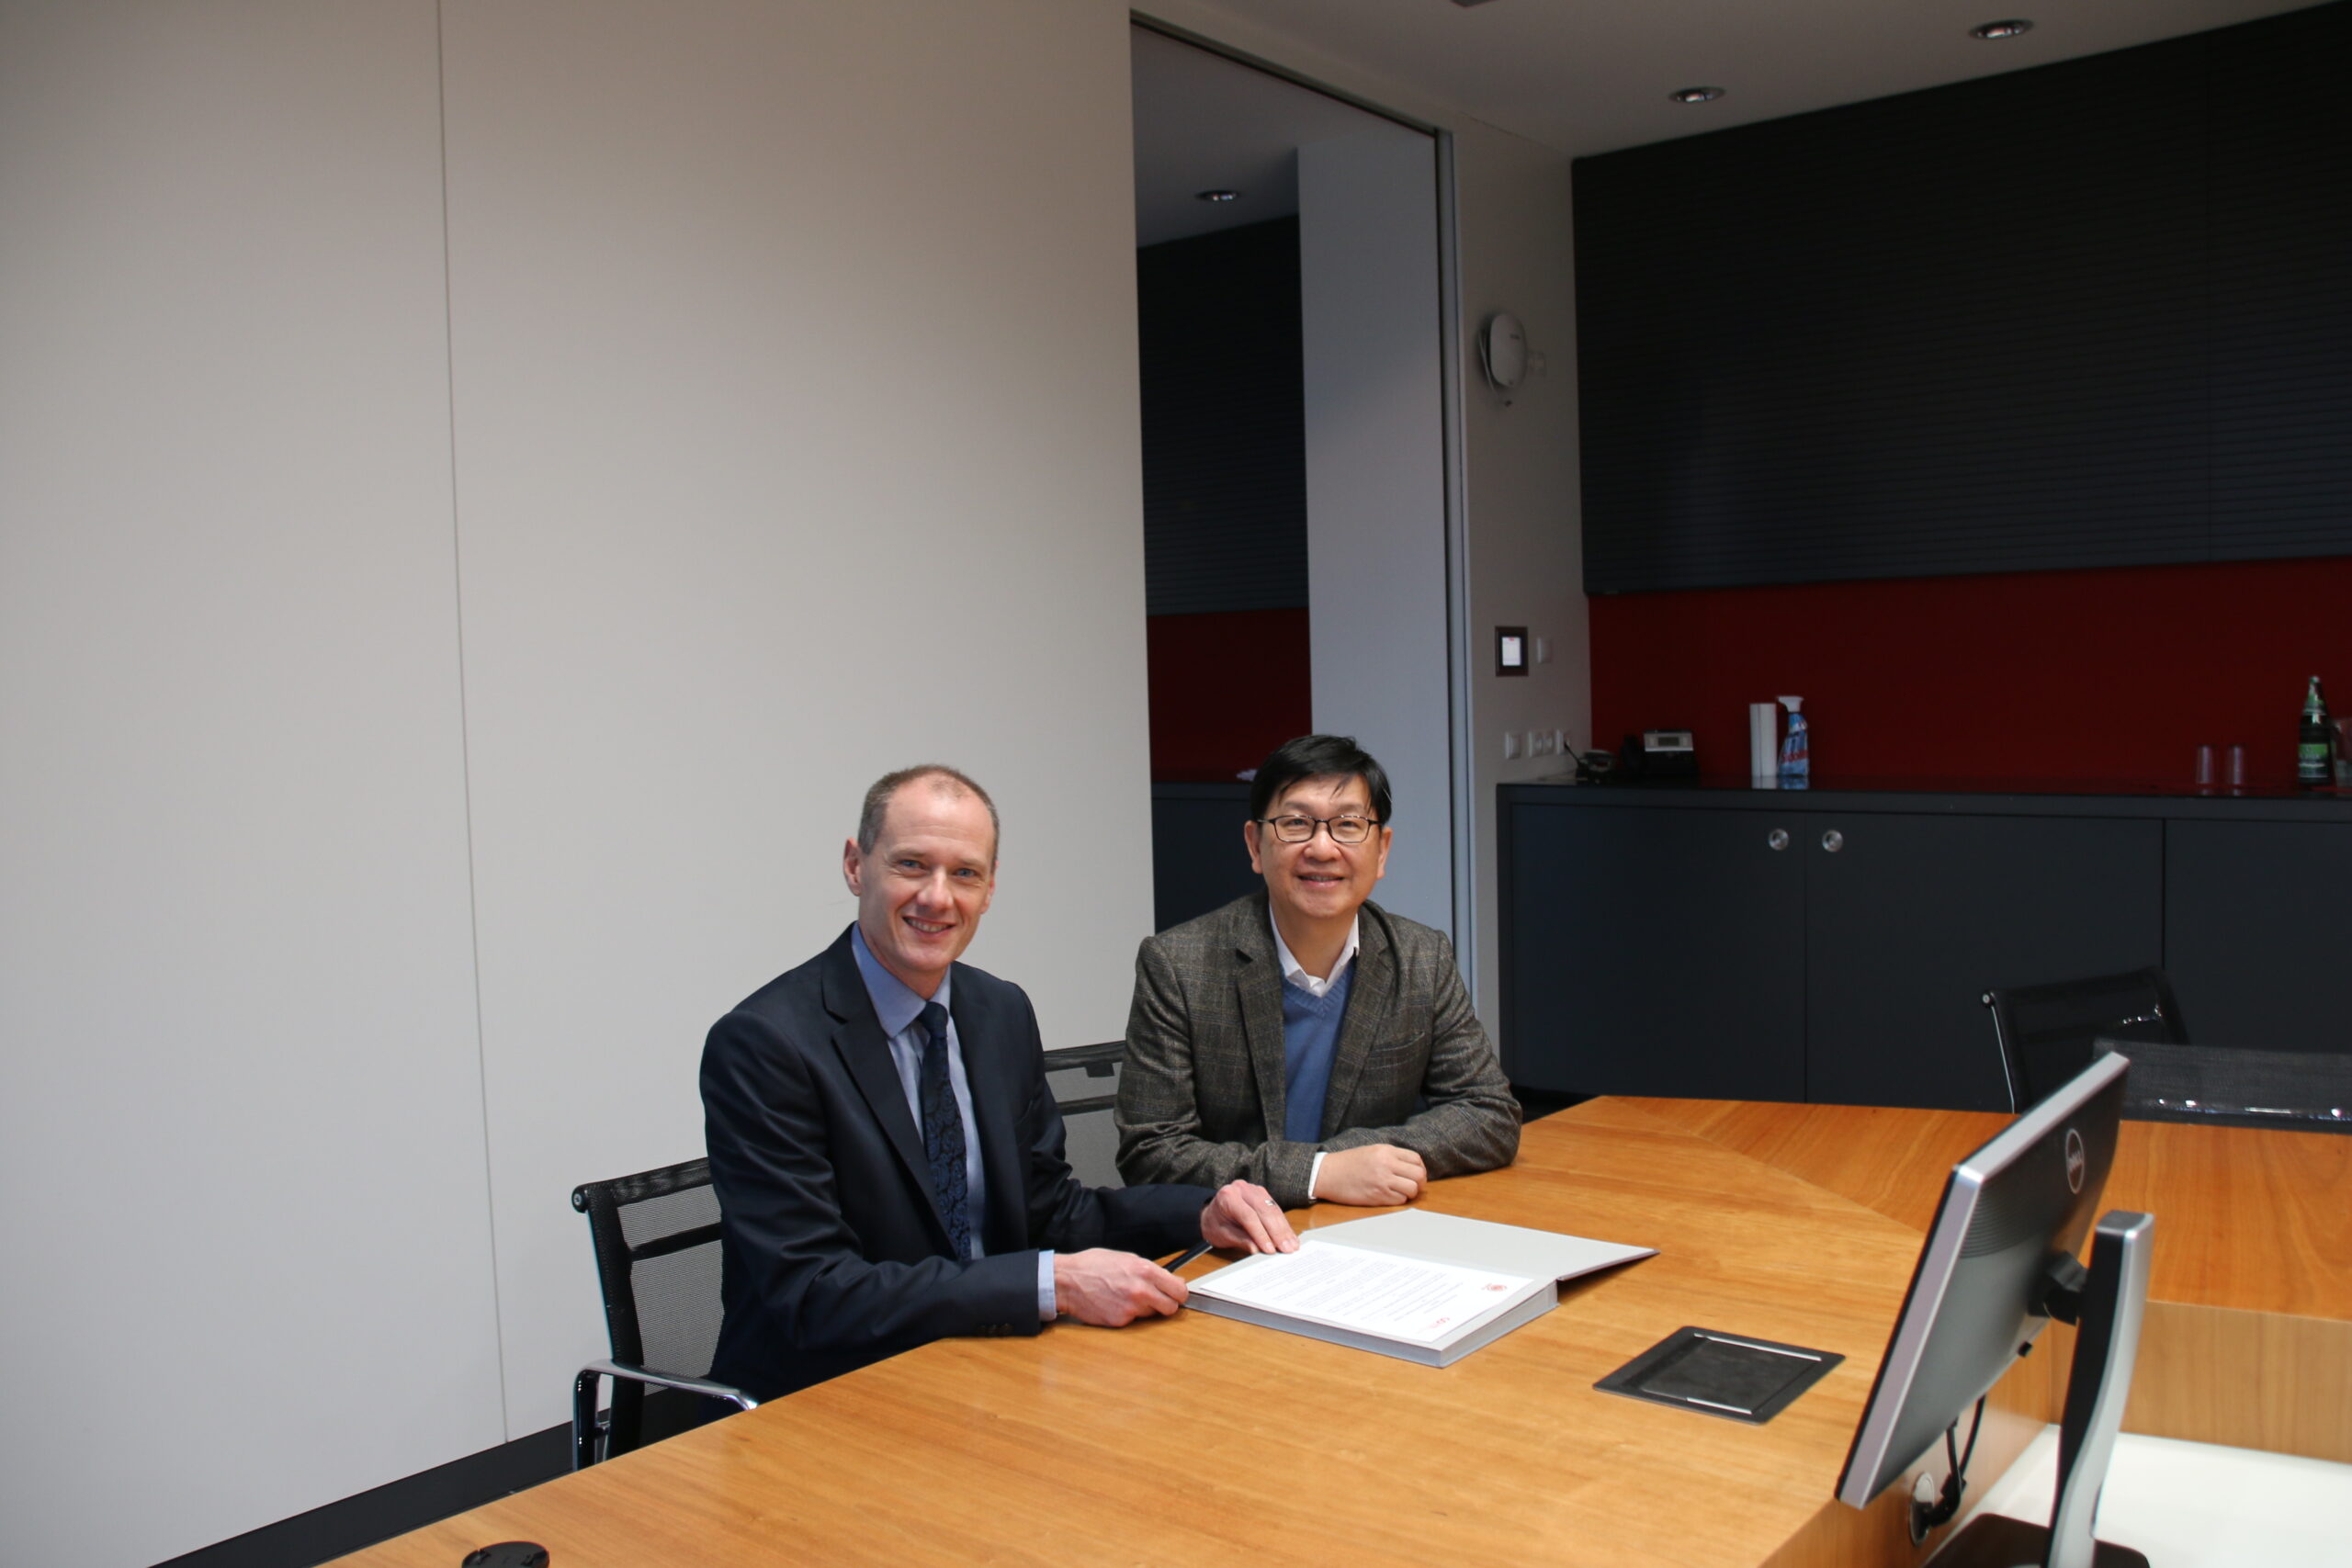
<box><xmin>1931</xmin><ymin>1210</ymin><xmax>2156</xmax><ymax>1568</ymax></box>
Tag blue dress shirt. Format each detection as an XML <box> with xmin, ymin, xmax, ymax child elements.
<box><xmin>850</xmin><ymin>926</ymin><xmax>1056</xmax><ymax>1320</ymax></box>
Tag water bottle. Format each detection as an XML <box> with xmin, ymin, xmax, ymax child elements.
<box><xmin>1778</xmin><ymin>696</ymin><xmax>1810</xmax><ymax>787</ymax></box>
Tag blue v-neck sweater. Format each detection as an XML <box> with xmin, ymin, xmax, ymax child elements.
<box><xmin>1280</xmin><ymin>964</ymin><xmax>1356</xmax><ymax>1143</ymax></box>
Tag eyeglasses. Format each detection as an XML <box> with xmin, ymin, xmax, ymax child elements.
<box><xmin>1254</xmin><ymin>814</ymin><xmax>1382</xmax><ymax>846</ymax></box>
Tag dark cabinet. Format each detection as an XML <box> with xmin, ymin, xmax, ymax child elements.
<box><xmin>1149</xmin><ymin>782</ymin><xmax>1260</xmax><ymax>932</ymax></box>
<box><xmin>1498</xmin><ymin>786</ymin><xmax>2328</xmax><ymax>1111</ymax></box>
<box><xmin>2165</xmin><ymin>820</ymin><xmax>2352</xmax><ymax>1050</ymax></box>
<box><xmin>1802</xmin><ymin>813</ymin><xmax>2160</xmax><ymax>1111</ymax></box>
<box><xmin>1503</xmin><ymin>804</ymin><xmax>1804</xmax><ymax>1100</ymax></box>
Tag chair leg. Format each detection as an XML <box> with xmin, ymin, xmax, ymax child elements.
<box><xmin>571</xmin><ymin>1369</ymin><xmax>604</xmax><ymax>1471</ymax></box>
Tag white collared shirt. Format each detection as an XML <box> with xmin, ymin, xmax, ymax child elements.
<box><xmin>849</xmin><ymin>925</ymin><xmax>1057</xmax><ymax>1321</ymax></box>
<box><xmin>1270</xmin><ymin>911</ymin><xmax>1360</xmax><ymax>998</ymax></box>
<box><xmin>1269</xmin><ymin>911</ymin><xmax>1360</xmax><ymax>1199</ymax></box>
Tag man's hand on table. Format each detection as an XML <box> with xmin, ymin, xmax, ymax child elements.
<box><xmin>1199</xmin><ymin>1179</ymin><xmax>1299</xmax><ymax>1255</ymax></box>
<box><xmin>1054</xmin><ymin>1249</ymin><xmax>1187</xmax><ymax>1325</ymax></box>
<box><xmin>1315</xmin><ymin>1144</ymin><xmax>1427</xmax><ymax>1206</ymax></box>
<box><xmin>1057</xmin><ymin>1182</ymin><xmax>1295</xmax><ymax>1327</ymax></box>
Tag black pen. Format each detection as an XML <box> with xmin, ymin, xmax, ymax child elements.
<box><xmin>1161</xmin><ymin>1240</ymin><xmax>1214</xmax><ymax>1272</ymax></box>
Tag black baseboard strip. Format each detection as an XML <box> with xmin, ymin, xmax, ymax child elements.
<box><xmin>150</xmin><ymin>1420</ymin><xmax>570</xmax><ymax>1568</ymax></box>
<box><xmin>148</xmin><ymin>1390</ymin><xmax>703</xmax><ymax>1568</ymax></box>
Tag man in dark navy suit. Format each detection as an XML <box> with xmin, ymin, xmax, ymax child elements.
<box><xmin>703</xmin><ymin>764</ymin><xmax>1295</xmax><ymax>1401</ymax></box>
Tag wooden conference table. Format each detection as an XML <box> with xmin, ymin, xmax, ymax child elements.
<box><xmin>335</xmin><ymin>1098</ymin><xmax>2347</xmax><ymax>1568</ymax></box>
<box><xmin>1625</xmin><ymin>1096</ymin><xmax>2352</xmax><ymax>1466</ymax></box>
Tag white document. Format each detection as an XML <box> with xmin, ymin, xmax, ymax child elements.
<box><xmin>1190</xmin><ymin>1238</ymin><xmax>1536</xmax><ymax>1347</ymax></box>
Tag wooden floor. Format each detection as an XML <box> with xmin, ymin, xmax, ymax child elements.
<box><xmin>330</xmin><ymin>1100</ymin><xmax>2043</xmax><ymax>1568</ymax></box>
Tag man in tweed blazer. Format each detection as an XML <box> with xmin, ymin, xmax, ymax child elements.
<box><xmin>1116</xmin><ymin>736</ymin><xmax>1519</xmax><ymax>1207</ymax></box>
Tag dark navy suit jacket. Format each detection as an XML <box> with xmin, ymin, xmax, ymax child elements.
<box><xmin>702</xmin><ymin>927</ymin><xmax>1211</xmax><ymax>1400</ymax></box>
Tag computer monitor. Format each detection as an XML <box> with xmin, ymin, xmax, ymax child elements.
<box><xmin>1837</xmin><ymin>1052</ymin><xmax>2154</xmax><ymax>1568</ymax></box>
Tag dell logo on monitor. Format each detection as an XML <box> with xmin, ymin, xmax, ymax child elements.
<box><xmin>2064</xmin><ymin>1128</ymin><xmax>2086</xmax><ymax>1194</ymax></box>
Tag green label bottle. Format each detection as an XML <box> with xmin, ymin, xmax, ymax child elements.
<box><xmin>2299</xmin><ymin>675</ymin><xmax>2332</xmax><ymax>787</ymax></box>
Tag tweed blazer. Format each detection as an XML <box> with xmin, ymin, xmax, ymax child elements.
<box><xmin>1114</xmin><ymin>893</ymin><xmax>1519</xmax><ymax>1205</ymax></box>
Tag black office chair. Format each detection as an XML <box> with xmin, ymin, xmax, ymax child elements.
<box><xmin>1981</xmin><ymin>968</ymin><xmax>2187</xmax><ymax>1113</ymax></box>
<box><xmin>2094</xmin><ymin>1037</ymin><xmax>2351</xmax><ymax>1132</ymax></box>
<box><xmin>571</xmin><ymin>1157</ymin><xmax>755</xmax><ymax>1469</ymax></box>
<box><xmin>1045</xmin><ymin>1041</ymin><xmax>1125</xmax><ymax>1189</ymax></box>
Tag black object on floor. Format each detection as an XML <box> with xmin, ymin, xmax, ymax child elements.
<box><xmin>461</xmin><ymin>1547</ymin><xmax>549</xmax><ymax>1568</ymax></box>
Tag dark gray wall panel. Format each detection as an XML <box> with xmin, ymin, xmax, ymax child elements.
<box><xmin>1576</xmin><ymin>3</ymin><xmax>2352</xmax><ymax>594</ymax></box>
<box><xmin>2204</xmin><ymin>10</ymin><xmax>2352</xmax><ymax>560</ymax></box>
<box><xmin>1137</xmin><ymin>219</ymin><xmax>1307</xmax><ymax>615</ymax></box>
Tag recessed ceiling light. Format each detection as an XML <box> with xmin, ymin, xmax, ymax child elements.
<box><xmin>1195</xmin><ymin>189</ymin><xmax>1241</xmax><ymax>203</ymax></box>
<box><xmin>1668</xmin><ymin>86</ymin><xmax>1725</xmax><ymax>105</ymax></box>
<box><xmin>1971</xmin><ymin>19</ymin><xmax>2034</xmax><ymax>39</ymax></box>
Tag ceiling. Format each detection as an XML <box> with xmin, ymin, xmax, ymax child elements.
<box><xmin>1135</xmin><ymin>1</ymin><xmax>2324</xmax><ymax>243</ymax></box>
<box><xmin>1134</xmin><ymin>26</ymin><xmax>1405</xmax><ymax>245</ymax></box>
<box><xmin>1167</xmin><ymin>0</ymin><xmax>2320</xmax><ymax>156</ymax></box>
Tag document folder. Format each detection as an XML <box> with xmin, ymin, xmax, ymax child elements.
<box><xmin>1187</xmin><ymin>1208</ymin><xmax>1654</xmax><ymax>1367</ymax></box>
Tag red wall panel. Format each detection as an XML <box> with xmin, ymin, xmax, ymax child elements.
<box><xmin>1590</xmin><ymin>558</ymin><xmax>2352</xmax><ymax>788</ymax></box>
<box><xmin>1148</xmin><ymin>607</ymin><xmax>1312</xmax><ymax>780</ymax></box>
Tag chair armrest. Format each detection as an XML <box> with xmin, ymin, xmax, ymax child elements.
<box><xmin>582</xmin><ymin>1359</ymin><xmax>757</xmax><ymax>1409</ymax></box>
<box><xmin>572</xmin><ymin>1359</ymin><xmax>756</xmax><ymax>1469</ymax></box>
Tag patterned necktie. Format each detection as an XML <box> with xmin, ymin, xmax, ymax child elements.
<box><xmin>916</xmin><ymin>1000</ymin><xmax>973</xmax><ymax>1261</ymax></box>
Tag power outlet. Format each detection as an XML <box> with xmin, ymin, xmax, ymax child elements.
<box><xmin>1528</xmin><ymin>730</ymin><xmax>1560</xmax><ymax>758</ymax></box>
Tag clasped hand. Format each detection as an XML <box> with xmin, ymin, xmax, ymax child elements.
<box><xmin>1313</xmin><ymin>1143</ymin><xmax>1427</xmax><ymax>1206</ymax></box>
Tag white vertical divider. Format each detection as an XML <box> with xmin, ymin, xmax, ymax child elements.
<box><xmin>1298</xmin><ymin>129</ymin><xmax>1455</xmax><ymax>935</ymax></box>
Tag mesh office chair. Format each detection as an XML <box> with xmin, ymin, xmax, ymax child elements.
<box><xmin>1045</xmin><ymin>1041</ymin><xmax>1125</xmax><ymax>1189</ymax></box>
<box><xmin>568</xmin><ymin>1043</ymin><xmax>1121</xmax><ymax>1469</ymax></box>
<box><xmin>1981</xmin><ymin>967</ymin><xmax>2187</xmax><ymax>1113</ymax></box>
<box><xmin>2094</xmin><ymin>1037</ymin><xmax>2351</xmax><ymax>1131</ymax></box>
<box><xmin>571</xmin><ymin>1157</ymin><xmax>755</xmax><ymax>1469</ymax></box>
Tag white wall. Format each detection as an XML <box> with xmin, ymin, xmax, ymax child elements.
<box><xmin>1298</xmin><ymin>128</ymin><xmax>1454</xmax><ymax>935</ymax></box>
<box><xmin>441</xmin><ymin>0</ymin><xmax>1154</xmax><ymax>1438</ymax></box>
<box><xmin>0</xmin><ymin>4</ymin><xmax>502</xmax><ymax>1562</ymax></box>
<box><xmin>0</xmin><ymin>1</ymin><xmax>1153</xmax><ymax>1562</ymax></box>
<box><xmin>1450</xmin><ymin>121</ymin><xmax>1589</xmax><ymax>1016</ymax></box>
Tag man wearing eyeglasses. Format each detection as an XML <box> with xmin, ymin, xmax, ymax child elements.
<box><xmin>1114</xmin><ymin>735</ymin><xmax>1519</xmax><ymax>1208</ymax></box>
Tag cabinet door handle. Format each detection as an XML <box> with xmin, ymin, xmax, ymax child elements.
<box><xmin>1821</xmin><ymin>829</ymin><xmax>1845</xmax><ymax>853</ymax></box>
<box><xmin>1767</xmin><ymin>829</ymin><xmax>1790</xmax><ymax>852</ymax></box>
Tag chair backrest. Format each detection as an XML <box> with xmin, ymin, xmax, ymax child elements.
<box><xmin>2095</xmin><ymin>1038</ymin><xmax>2351</xmax><ymax>1131</ymax></box>
<box><xmin>571</xmin><ymin>1157</ymin><xmax>725</xmax><ymax>1420</ymax></box>
<box><xmin>1982</xmin><ymin>968</ymin><xmax>2187</xmax><ymax>1112</ymax></box>
<box><xmin>1046</xmin><ymin>1041</ymin><xmax>1125</xmax><ymax>1190</ymax></box>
